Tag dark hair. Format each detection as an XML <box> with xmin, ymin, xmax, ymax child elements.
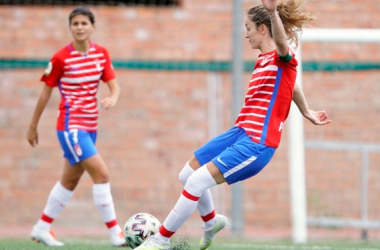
<box><xmin>69</xmin><ymin>6</ymin><xmax>95</xmax><ymax>25</ymax></box>
<box><xmin>247</xmin><ymin>0</ymin><xmax>315</xmax><ymax>48</ymax></box>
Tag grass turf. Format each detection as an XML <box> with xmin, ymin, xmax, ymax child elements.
<box><xmin>1</xmin><ymin>237</ymin><xmax>380</xmax><ymax>250</ymax></box>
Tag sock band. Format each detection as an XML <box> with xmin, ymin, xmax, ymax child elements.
<box><xmin>201</xmin><ymin>210</ymin><xmax>216</xmax><ymax>222</ymax></box>
<box><xmin>159</xmin><ymin>225</ymin><xmax>175</xmax><ymax>238</ymax></box>
<box><xmin>41</xmin><ymin>214</ymin><xmax>54</xmax><ymax>223</ymax></box>
<box><xmin>106</xmin><ymin>219</ymin><xmax>118</xmax><ymax>228</ymax></box>
<box><xmin>182</xmin><ymin>189</ymin><xmax>200</xmax><ymax>201</ymax></box>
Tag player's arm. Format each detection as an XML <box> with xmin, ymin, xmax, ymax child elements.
<box><xmin>292</xmin><ymin>83</ymin><xmax>331</xmax><ymax>125</ymax></box>
<box><xmin>262</xmin><ymin>0</ymin><xmax>288</xmax><ymax>57</ymax></box>
<box><xmin>100</xmin><ymin>78</ymin><xmax>120</xmax><ymax>109</ymax></box>
<box><xmin>27</xmin><ymin>84</ymin><xmax>53</xmax><ymax>147</ymax></box>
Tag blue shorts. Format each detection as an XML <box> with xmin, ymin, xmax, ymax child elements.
<box><xmin>57</xmin><ymin>129</ymin><xmax>98</xmax><ymax>166</ymax></box>
<box><xmin>194</xmin><ymin>127</ymin><xmax>276</xmax><ymax>185</ymax></box>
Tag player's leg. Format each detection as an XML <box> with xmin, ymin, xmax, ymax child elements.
<box><xmin>136</xmin><ymin>162</ymin><xmax>222</xmax><ymax>250</ymax></box>
<box><xmin>163</xmin><ymin>162</ymin><xmax>223</xmax><ymax>236</ymax></box>
<box><xmin>78</xmin><ymin>147</ymin><xmax>125</xmax><ymax>247</ymax></box>
<box><xmin>60</xmin><ymin>159</ymin><xmax>85</xmax><ymax>190</ymax></box>
<box><xmin>178</xmin><ymin>157</ymin><xmax>222</xmax><ymax>235</ymax></box>
<box><xmin>31</xmin><ymin>129</ymin><xmax>87</xmax><ymax>247</ymax></box>
<box><xmin>179</xmin><ymin>157</ymin><xmax>216</xmax><ymax>227</ymax></box>
<box><xmin>31</xmin><ymin>159</ymin><xmax>83</xmax><ymax>246</ymax></box>
<box><xmin>178</xmin><ymin>127</ymin><xmax>244</xmax><ymax>235</ymax></box>
<box><xmin>197</xmin><ymin>135</ymin><xmax>276</xmax><ymax>249</ymax></box>
<box><xmin>58</xmin><ymin>129</ymin><xmax>124</xmax><ymax>246</ymax></box>
<box><xmin>198</xmin><ymin>163</ymin><xmax>228</xmax><ymax>250</ymax></box>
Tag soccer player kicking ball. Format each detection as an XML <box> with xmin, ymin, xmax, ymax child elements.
<box><xmin>27</xmin><ymin>6</ymin><xmax>125</xmax><ymax>247</ymax></box>
<box><xmin>135</xmin><ymin>0</ymin><xmax>331</xmax><ymax>249</ymax></box>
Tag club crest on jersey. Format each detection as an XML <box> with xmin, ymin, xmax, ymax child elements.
<box><xmin>260</xmin><ymin>54</ymin><xmax>274</xmax><ymax>66</ymax></box>
<box><xmin>96</xmin><ymin>60</ymin><xmax>102</xmax><ymax>72</ymax></box>
<box><xmin>44</xmin><ymin>62</ymin><xmax>53</xmax><ymax>76</ymax></box>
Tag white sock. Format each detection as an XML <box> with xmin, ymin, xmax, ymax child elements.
<box><xmin>35</xmin><ymin>181</ymin><xmax>73</xmax><ymax>231</ymax></box>
<box><xmin>92</xmin><ymin>183</ymin><xmax>122</xmax><ymax>235</ymax></box>
<box><xmin>179</xmin><ymin>162</ymin><xmax>215</xmax><ymax>230</ymax></box>
<box><xmin>159</xmin><ymin>167</ymin><xmax>217</xmax><ymax>240</ymax></box>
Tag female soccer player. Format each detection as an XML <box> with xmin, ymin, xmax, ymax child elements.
<box><xmin>136</xmin><ymin>0</ymin><xmax>331</xmax><ymax>249</ymax></box>
<box><xmin>27</xmin><ymin>6</ymin><xmax>125</xmax><ymax>247</ymax></box>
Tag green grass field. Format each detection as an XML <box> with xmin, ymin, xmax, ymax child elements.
<box><xmin>1</xmin><ymin>237</ymin><xmax>380</xmax><ymax>250</ymax></box>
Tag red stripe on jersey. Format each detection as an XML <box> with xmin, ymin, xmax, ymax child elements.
<box><xmin>182</xmin><ymin>189</ymin><xmax>200</xmax><ymax>201</ymax></box>
<box><xmin>41</xmin><ymin>214</ymin><xmax>54</xmax><ymax>223</ymax></box>
<box><xmin>106</xmin><ymin>219</ymin><xmax>118</xmax><ymax>228</ymax></box>
<box><xmin>159</xmin><ymin>225</ymin><xmax>175</xmax><ymax>238</ymax></box>
<box><xmin>201</xmin><ymin>210</ymin><xmax>216</xmax><ymax>222</ymax></box>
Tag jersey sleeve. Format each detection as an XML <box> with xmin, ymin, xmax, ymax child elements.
<box><xmin>101</xmin><ymin>48</ymin><xmax>116</xmax><ymax>83</ymax></box>
<box><xmin>40</xmin><ymin>55</ymin><xmax>64</xmax><ymax>87</ymax></box>
<box><xmin>278</xmin><ymin>48</ymin><xmax>298</xmax><ymax>67</ymax></box>
<box><xmin>278</xmin><ymin>47</ymin><xmax>293</xmax><ymax>62</ymax></box>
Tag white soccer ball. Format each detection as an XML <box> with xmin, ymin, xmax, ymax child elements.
<box><xmin>123</xmin><ymin>212</ymin><xmax>162</xmax><ymax>249</ymax></box>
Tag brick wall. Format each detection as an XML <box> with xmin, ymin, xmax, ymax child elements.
<box><xmin>1</xmin><ymin>0</ymin><xmax>380</xmax><ymax>241</ymax></box>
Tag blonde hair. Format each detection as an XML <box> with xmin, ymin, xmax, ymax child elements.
<box><xmin>247</xmin><ymin>0</ymin><xmax>315</xmax><ymax>48</ymax></box>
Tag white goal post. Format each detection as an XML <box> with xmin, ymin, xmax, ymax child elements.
<box><xmin>289</xmin><ymin>28</ymin><xmax>380</xmax><ymax>243</ymax></box>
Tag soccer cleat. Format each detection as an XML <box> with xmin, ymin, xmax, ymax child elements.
<box><xmin>110</xmin><ymin>231</ymin><xmax>127</xmax><ymax>247</ymax></box>
<box><xmin>134</xmin><ymin>235</ymin><xmax>170</xmax><ymax>250</ymax></box>
<box><xmin>199</xmin><ymin>214</ymin><xmax>228</xmax><ymax>250</ymax></box>
<box><xmin>30</xmin><ymin>227</ymin><xmax>64</xmax><ymax>247</ymax></box>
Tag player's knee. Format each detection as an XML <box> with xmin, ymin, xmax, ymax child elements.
<box><xmin>92</xmin><ymin>171</ymin><xmax>109</xmax><ymax>184</ymax></box>
<box><xmin>61</xmin><ymin>179</ymin><xmax>79</xmax><ymax>191</ymax></box>
<box><xmin>184</xmin><ymin>166</ymin><xmax>216</xmax><ymax>197</ymax></box>
<box><xmin>184</xmin><ymin>172</ymin><xmax>204</xmax><ymax>197</ymax></box>
<box><xmin>178</xmin><ymin>168</ymin><xmax>189</xmax><ymax>186</ymax></box>
<box><xmin>178</xmin><ymin>160</ymin><xmax>197</xmax><ymax>186</ymax></box>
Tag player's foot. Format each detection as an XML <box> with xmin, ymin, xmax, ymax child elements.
<box><xmin>30</xmin><ymin>227</ymin><xmax>64</xmax><ymax>247</ymax></box>
<box><xmin>134</xmin><ymin>235</ymin><xmax>170</xmax><ymax>250</ymax></box>
<box><xmin>199</xmin><ymin>214</ymin><xmax>228</xmax><ymax>250</ymax></box>
<box><xmin>110</xmin><ymin>231</ymin><xmax>127</xmax><ymax>247</ymax></box>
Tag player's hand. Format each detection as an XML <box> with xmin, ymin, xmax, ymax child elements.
<box><xmin>100</xmin><ymin>96</ymin><xmax>117</xmax><ymax>110</ymax></box>
<box><xmin>262</xmin><ymin>0</ymin><xmax>277</xmax><ymax>12</ymax></box>
<box><xmin>305</xmin><ymin>110</ymin><xmax>331</xmax><ymax>125</ymax></box>
<box><xmin>27</xmin><ymin>127</ymin><xmax>39</xmax><ymax>147</ymax></box>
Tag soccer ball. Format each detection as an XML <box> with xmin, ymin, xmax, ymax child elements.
<box><xmin>123</xmin><ymin>212</ymin><xmax>161</xmax><ymax>249</ymax></box>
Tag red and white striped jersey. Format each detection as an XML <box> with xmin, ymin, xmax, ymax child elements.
<box><xmin>41</xmin><ymin>42</ymin><xmax>116</xmax><ymax>132</ymax></box>
<box><xmin>235</xmin><ymin>49</ymin><xmax>298</xmax><ymax>148</ymax></box>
